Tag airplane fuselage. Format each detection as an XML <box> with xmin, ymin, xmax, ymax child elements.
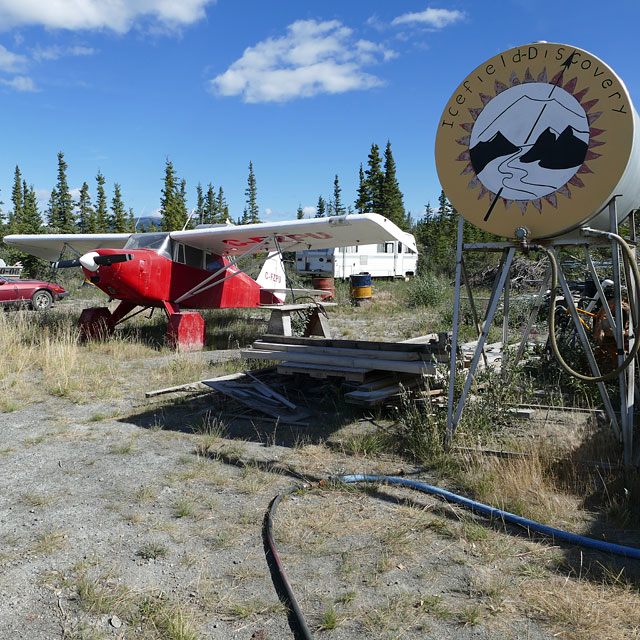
<box><xmin>82</xmin><ymin>248</ymin><xmax>280</xmax><ymax>310</ymax></box>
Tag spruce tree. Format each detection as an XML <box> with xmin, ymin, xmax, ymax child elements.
<box><xmin>95</xmin><ymin>171</ymin><xmax>109</xmax><ymax>232</ymax></box>
<box><xmin>47</xmin><ymin>152</ymin><xmax>76</xmax><ymax>232</ymax></box>
<box><xmin>332</xmin><ymin>175</ymin><xmax>345</xmax><ymax>216</ymax></box>
<box><xmin>296</xmin><ymin>204</ymin><xmax>304</xmax><ymax>219</ymax></box>
<box><xmin>21</xmin><ymin>182</ymin><xmax>43</xmax><ymax>234</ymax></box>
<box><xmin>217</xmin><ymin>187</ymin><xmax>229</xmax><ymax>222</ymax></box>
<box><xmin>8</xmin><ymin>165</ymin><xmax>22</xmax><ymax>235</ymax></box>
<box><xmin>243</xmin><ymin>161</ymin><xmax>260</xmax><ymax>224</ymax></box>
<box><xmin>77</xmin><ymin>181</ymin><xmax>96</xmax><ymax>233</ymax></box>
<box><xmin>355</xmin><ymin>164</ymin><xmax>369</xmax><ymax>214</ymax></box>
<box><xmin>110</xmin><ymin>183</ymin><xmax>128</xmax><ymax>232</ymax></box>
<box><xmin>196</xmin><ymin>183</ymin><xmax>205</xmax><ymax>225</ymax></box>
<box><xmin>160</xmin><ymin>159</ymin><xmax>188</xmax><ymax>231</ymax></box>
<box><xmin>365</xmin><ymin>143</ymin><xmax>384</xmax><ymax>213</ymax></box>
<box><xmin>14</xmin><ymin>182</ymin><xmax>45</xmax><ymax>276</ymax></box>
<box><xmin>178</xmin><ymin>179</ymin><xmax>190</xmax><ymax>229</ymax></box>
<box><xmin>382</xmin><ymin>141</ymin><xmax>406</xmax><ymax>228</ymax></box>
<box><xmin>203</xmin><ymin>183</ymin><xmax>217</xmax><ymax>224</ymax></box>
<box><xmin>314</xmin><ymin>195</ymin><xmax>326</xmax><ymax>218</ymax></box>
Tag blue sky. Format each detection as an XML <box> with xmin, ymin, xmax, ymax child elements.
<box><xmin>0</xmin><ymin>0</ymin><xmax>638</xmax><ymax>223</ymax></box>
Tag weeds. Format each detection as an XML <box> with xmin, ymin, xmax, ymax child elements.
<box><xmin>136</xmin><ymin>543</ymin><xmax>168</xmax><ymax>560</ymax></box>
<box><xmin>405</xmin><ymin>271</ymin><xmax>448</xmax><ymax>308</ymax></box>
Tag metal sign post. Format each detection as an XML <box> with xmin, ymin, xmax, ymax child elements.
<box><xmin>446</xmin><ymin>207</ymin><xmax>638</xmax><ymax>468</ymax></box>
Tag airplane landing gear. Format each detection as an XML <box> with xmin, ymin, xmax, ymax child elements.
<box><xmin>167</xmin><ymin>311</ymin><xmax>205</xmax><ymax>352</ymax></box>
<box><xmin>78</xmin><ymin>307</ymin><xmax>115</xmax><ymax>339</ymax></box>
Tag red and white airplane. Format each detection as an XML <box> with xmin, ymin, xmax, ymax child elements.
<box><xmin>4</xmin><ymin>213</ymin><xmax>416</xmax><ymax>348</ymax></box>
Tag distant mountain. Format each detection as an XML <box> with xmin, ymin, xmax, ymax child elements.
<box><xmin>134</xmin><ymin>216</ymin><xmax>162</xmax><ymax>231</ymax></box>
<box><xmin>520</xmin><ymin>126</ymin><xmax>588</xmax><ymax>169</ymax></box>
<box><xmin>469</xmin><ymin>131</ymin><xmax>520</xmax><ymax>174</ymax></box>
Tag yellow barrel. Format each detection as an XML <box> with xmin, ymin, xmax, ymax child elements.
<box><xmin>350</xmin><ymin>273</ymin><xmax>372</xmax><ymax>300</ymax></box>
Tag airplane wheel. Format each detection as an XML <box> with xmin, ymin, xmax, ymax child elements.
<box><xmin>31</xmin><ymin>289</ymin><xmax>53</xmax><ymax>311</ymax></box>
<box><xmin>78</xmin><ymin>307</ymin><xmax>115</xmax><ymax>340</ymax></box>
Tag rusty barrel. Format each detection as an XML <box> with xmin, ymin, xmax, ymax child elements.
<box><xmin>350</xmin><ymin>273</ymin><xmax>372</xmax><ymax>300</ymax></box>
<box><xmin>312</xmin><ymin>276</ymin><xmax>335</xmax><ymax>301</ymax></box>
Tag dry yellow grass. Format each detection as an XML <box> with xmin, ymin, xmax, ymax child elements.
<box><xmin>460</xmin><ymin>443</ymin><xmax>583</xmax><ymax>527</ymax></box>
<box><xmin>522</xmin><ymin>574</ymin><xmax>640</xmax><ymax>640</ymax></box>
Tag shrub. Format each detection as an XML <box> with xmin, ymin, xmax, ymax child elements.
<box><xmin>405</xmin><ymin>272</ymin><xmax>448</xmax><ymax>308</ymax></box>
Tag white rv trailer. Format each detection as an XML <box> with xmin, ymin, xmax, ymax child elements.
<box><xmin>295</xmin><ymin>239</ymin><xmax>418</xmax><ymax>279</ymax></box>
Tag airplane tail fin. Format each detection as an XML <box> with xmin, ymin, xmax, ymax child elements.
<box><xmin>256</xmin><ymin>251</ymin><xmax>286</xmax><ymax>303</ymax></box>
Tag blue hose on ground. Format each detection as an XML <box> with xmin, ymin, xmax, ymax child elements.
<box><xmin>339</xmin><ymin>474</ymin><xmax>640</xmax><ymax>560</ymax></box>
<box><xmin>264</xmin><ymin>474</ymin><xmax>639</xmax><ymax>639</ymax></box>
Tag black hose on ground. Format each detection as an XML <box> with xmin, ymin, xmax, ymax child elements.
<box><xmin>537</xmin><ymin>233</ymin><xmax>640</xmax><ymax>382</ymax></box>
<box><xmin>263</xmin><ymin>486</ymin><xmax>313</xmax><ymax>640</ymax></box>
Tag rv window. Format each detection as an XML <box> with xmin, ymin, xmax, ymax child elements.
<box><xmin>376</xmin><ymin>243</ymin><xmax>385</xmax><ymax>253</ymax></box>
<box><xmin>398</xmin><ymin>243</ymin><xmax>403</xmax><ymax>253</ymax></box>
<box><xmin>385</xmin><ymin>242</ymin><xmax>394</xmax><ymax>253</ymax></box>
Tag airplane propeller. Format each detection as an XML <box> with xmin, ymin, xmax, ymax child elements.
<box><xmin>94</xmin><ymin>253</ymin><xmax>133</xmax><ymax>266</ymax></box>
<box><xmin>79</xmin><ymin>252</ymin><xmax>133</xmax><ymax>271</ymax></box>
<box><xmin>53</xmin><ymin>259</ymin><xmax>82</xmax><ymax>269</ymax></box>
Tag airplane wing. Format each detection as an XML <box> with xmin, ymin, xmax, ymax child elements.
<box><xmin>3</xmin><ymin>233</ymin><xmax>133</xmax><ymax>261</ymax></box>
<box><xmin>171</xmin><ymin>213</ymin><xmax>417</xmax><ymax>255</ymax></box>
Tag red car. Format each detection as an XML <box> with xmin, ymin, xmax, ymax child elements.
<box><xmin>0</xmin><ymin>275</ymin><xmax>68</xmax><ymax>310</ymax></box>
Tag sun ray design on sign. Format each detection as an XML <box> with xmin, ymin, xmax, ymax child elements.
<box><xmin>454</xmin><ymin>67</ymin><xmax>605</xmax><ymax>216</ymax></box>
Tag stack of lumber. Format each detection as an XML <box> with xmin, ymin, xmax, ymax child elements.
<box><xmin>241</xmin><ymin>334</ymin><xmax>447</xmax><ymax>406</ymax></box>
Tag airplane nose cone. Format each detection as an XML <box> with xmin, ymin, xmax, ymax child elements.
<box><xmin>79</xmin><ymin>251</ymin><xmax>100</xmax><ymax>272</ymax></box>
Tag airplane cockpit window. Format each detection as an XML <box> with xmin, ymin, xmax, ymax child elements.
<box><xmin>205</xmin><ymin>254</ymin><xmax>223</xmax><ymax>271</ymax></box>
<box><xmin>124</xmin><ymin>233</ymin><xmax>172</xmax><ymax>260</ymax></box>
<box><xmin>184</xmin><ymin>245</ymin><xmax>204</xmax><ymax>268</ymax></box>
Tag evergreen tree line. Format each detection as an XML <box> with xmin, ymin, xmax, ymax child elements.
<box><xmin>311</xmin><ymin>140</ymin><xmax>409</xmax><ymax>231</ymax></box>
<box><xmin>1</xmin><ymin>152</ymin><xmax>138</xmax><ymax>237</ymax></box>
<box><xmin>0</xmin><ymin>148</ymin><xmax>498</xmax><ymax>279</ymax></box>
<box><xmin>413</xmin><ymin>190</ymin><xmax>500</xmax><ymax>277</ymax></box>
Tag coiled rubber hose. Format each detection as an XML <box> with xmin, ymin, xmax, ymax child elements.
<box><xmin>537</xmin><ymin>233</ymin><xmax>640</xmax><ymax>382</ymax></box>
<box><xmin>265</xmin><ymin>475</ymin><xmax>640</xmax><ymax>638</ymax></box>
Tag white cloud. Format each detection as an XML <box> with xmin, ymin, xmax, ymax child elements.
<box><xmin>392</xmin><ymin>8</ymin><xmax>465</xmax><ymax>29</ymax></box>
<box><xmin>32</xmin><ymin>44</ymin><xmax>96</xmax><ymax>62</ymax></box>
<box><xmin>210</xmin><ymin>19</ymin><xmax>394</xmax><ymax>103</ymax></box>
<box><xmin>0</xmin><ymin>0</ymin><xmax>214</xmax><ymax>33</ymax></box>
<box><xmin>0</xmin><ymin>43</ymin><xmax>27</xmax><ymax>72</ymax></box>
<box><xmin>0</xmin><ymin>75</ymin><xmax>38</xmax><ymax>91</ymax></box>
<box><xmin>264</xmin><ymin>208</ymin><xmax>273</xmax><ymax>217</ymax></box>
<box><xmin>303</xmin><ymin>206</ymin><xmax>316</xmax><ymax>218</ymax></box>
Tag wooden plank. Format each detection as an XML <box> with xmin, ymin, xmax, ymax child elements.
<box><xmin>276</xmin><ymin>362</ymin><xmax>369</xmax><ymax>382</ymax></box>
<box><xmin>243</xmin><ymin>370</ymin><xmax>297</xmax><ymax>409</ymax></box>
<box><xmin>354</xmin><ymin>373</ymin><xmax>420</xmax><ymax>392</ymax></box>
<box><xmin>344</xmin><ymin>376</ymin><xmax>425</xmax><ymax>406</ymax></box>
<box><xmin>242</xmin><ymin>348</ymin><xmax>436</xmax><ymax>375</ymax></box>
<box><xmin>400</xmin><ymin>333</ymin><xmax>440</xmax><ymax>344</ymax></box>
<box><xmin>252</xmin><ymin>341</ymin><xmax>423</xmax><ymax>361</ymax></box>
<box><xmin>260</xmin><ymin>334</ymin><xmax>435</xmax><ymax>354</ymax></box>
<box><xmin>259</xmin><ymin>303</ymin><xmax>336</xmax><ymax>310</ymax></box>
<box><xmin>145</xmin><ymin>371</ymin><xmax>247</xmax><ymax>398</ymax></box>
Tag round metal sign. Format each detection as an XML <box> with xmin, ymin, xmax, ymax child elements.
<box><xmin>435</xmin><ymin>43</ymin><xmax>639</xmax><ymax>239</ymax></box>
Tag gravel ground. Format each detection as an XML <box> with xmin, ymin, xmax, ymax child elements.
<box><xmin>0</xmin><ymin>329</ymin><xmax>637</xmax><ymax>639</ymax></box>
